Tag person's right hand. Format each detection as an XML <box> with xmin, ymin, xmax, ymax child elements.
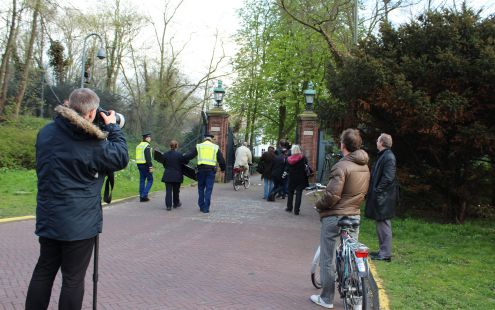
<box><xmin>100</xmin><ymin>110</ymin><xmax>116</xmax><ymax>125</ymax></box>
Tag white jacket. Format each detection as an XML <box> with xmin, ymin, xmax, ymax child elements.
<box><xmin>234</xmin><ymin>145</ymin><xmax>252</xmax><ymax>167</ymax></box>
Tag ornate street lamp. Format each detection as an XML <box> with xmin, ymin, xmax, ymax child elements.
<box><xmin>80</xmin><ymin>33</ymin><xmax>106</xmax><ymax>88</ymax></box>
<box><xmin>303</xmin><ymin>81</ymin><xmax>316</xmax><ymax>111</ymax></box>
<box><xmin>213</xmin><ymin>80</ymin><xmax>225</xmax><ymax>108</ymax></box>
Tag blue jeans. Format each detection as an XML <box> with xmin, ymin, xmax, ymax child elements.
<box><xmin>263</xmin><ymin>178</ymin><xmax>274</xmax><ymax>199</ymax></box>
<box><xmin>197</xmin><ymin>170</ymin><xmax>216</xmax><ymax>212</ymax></box>
<box><xmin>138</xmin><ymin>165</ymin><xmax>153</xmax><ymax>198</ymax></box>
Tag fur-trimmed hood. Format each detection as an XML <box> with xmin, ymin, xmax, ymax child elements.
<box><xmin>54</xmin><ymin>105</ymin><xmax>108</xmax><ymax>140</ymax></box>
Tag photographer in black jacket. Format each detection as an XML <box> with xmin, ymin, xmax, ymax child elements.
<box><xmin>25</xmin><ymin>88</ymin><xmax>129</xmax><ymax>310</ymax></box>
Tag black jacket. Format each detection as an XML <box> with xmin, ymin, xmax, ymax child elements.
<box><xmin>286</xmin><ymin>154</ymin><xmax>309</xmax><ymax>191</ymax></box>
<box><xmin>35</xmin><ymin>105</ymin><xmax>129</xmax><ymax>241</ymax></box>
<box><xmin>271</xmin><ymin>154</ymin><xmax>287</xmax><ymax>182</ymax></box>
<box><xmin>365</xmin><ymin>148</ymin><xmax>399</xmax><ymax>221</ymax></box>
<box><xmin>160</xmin><ymin>149</ymin><xmax>187</xmax><ymax>183</ymax></box>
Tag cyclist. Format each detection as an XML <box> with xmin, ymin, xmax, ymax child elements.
<box><xmin>234</xmin><ymin>141</ymin><xmax>252</xmax><ymax>175</ymax></box>
<box><xmin>310</xmin><ymin>128</ymin><xmax>370</xmax><ymax>309</ymax></box>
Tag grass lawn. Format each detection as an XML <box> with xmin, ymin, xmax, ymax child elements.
<box><xmin>0</xmin><ymin>164</ymin><xmax>194</xmax><ymax>218</ymax></box>
<box><xmin>359</xmin><ymin>217</ymin><xmax>495</xmax><ymax>309</ymax></box>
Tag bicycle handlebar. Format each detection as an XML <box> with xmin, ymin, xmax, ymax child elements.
<box><xmin>305</xmin><ymin>183</ymin><xmax>326</xmax><ymax>191</ymax></box>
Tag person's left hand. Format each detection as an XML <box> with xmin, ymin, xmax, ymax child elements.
<box><xmin>100</xmin><ymin>110</ymin><xmax>116</xmax><ymax>125</ymax></box>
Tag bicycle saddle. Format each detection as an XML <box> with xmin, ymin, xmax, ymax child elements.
<box><xmin>337</xmin><ymin>217</ymin><xmax>360</xmax><ymax>229</ymax></box>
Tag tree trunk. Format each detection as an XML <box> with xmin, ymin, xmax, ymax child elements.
<box><xmin>0</xmin><ymin>0</ymin><xmax>17</xmax><ymax>116</ymax></box>
<box><xmin>13</xmin><ymin>0</ymin><xmax>40</xmax><ymax>119</ymax></box>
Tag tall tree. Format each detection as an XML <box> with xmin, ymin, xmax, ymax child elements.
<box><xmin>322</xmin><ymin>7</ymin><xmax>495</xmax><ymax>223</ymax></box>
<box><xmin>13</xmin><ymin>0</ymin><xmax>41</xmax><ymax>118</ymax></box>
<box><xmin>0</xmin><ymin>0</ymin><xmax>19</xmax><ymax>116</ymax></box>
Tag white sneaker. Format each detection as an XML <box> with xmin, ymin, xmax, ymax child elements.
<box><xmin>310</xmin><ymin>295</ymin><xmax>334</xmax><ymax>309</ymax></box>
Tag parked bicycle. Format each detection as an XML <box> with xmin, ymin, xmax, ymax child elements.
<box><xmin>233</xmin><ymin>166</ymin><xmax>250</xmax><ymax>191</ymax></box>
<box><xmin>306</xmin><ymin>184</ymin><xmax>378</xmax><ymax>310</ymax></box>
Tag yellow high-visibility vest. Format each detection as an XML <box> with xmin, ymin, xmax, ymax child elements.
<box><xmin>136</xmin><ymin>142</ymin><xmax>151</xmax><ymax>164</ymax></box>
<box><xmin>196</xmin><ymin>141</ymin><xmax>219</xmax><ymax>166</ymax></box>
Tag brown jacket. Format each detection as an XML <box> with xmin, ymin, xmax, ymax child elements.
<box><xmin>316</xmin><ymin>149</ymin><xmax>370</xmax><ymax>218</ymax></box>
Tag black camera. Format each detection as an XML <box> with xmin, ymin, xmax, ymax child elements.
<box><xmin>94</xmin><ymin>107</ymin><xmax>125</xmax><ymax>129</ymax></box>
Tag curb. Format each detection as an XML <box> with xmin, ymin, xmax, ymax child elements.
<box><xmin>0</xmin><ymin>183</ymin><xmax>199</xmax><ymax>224</ymax></box>
<box><xmin>368</xmin><ymin>261</ymin><xmax>391</xmax><ymax>310</ymax></box>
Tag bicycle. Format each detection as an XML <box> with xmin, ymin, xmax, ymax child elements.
<box><xmin>306</xmin><ymin>184</ymin><xmax>378</xmax><ymax>310</ymax></box>
<box><xmin>233</xmin><ymin>166</ymin><xmax>250</xmax><ymax>191</ymax></box>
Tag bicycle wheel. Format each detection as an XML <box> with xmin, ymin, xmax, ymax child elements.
<box><xmin>361</xmin><ymin>272</ymin><xmax>379</xmax><ymax>310</ymax></box>
<box><xmin>311</xmin><ymin>246</ymin><xmax>321</xmax><ymax>289</ymax></box>
<box><xmin>233</xmin><ymin>173</ymin><xmax>241</xmax><ymax>191</ymax></box>
<box><xmin>243</xmin><ymin>174</ymin><xmax>250</xmax><ymax>189</ymax></box>
<box><xmin>344</xmin><ymin>265</ymin><xmax>368</xmax><ymax>310</ymax></box>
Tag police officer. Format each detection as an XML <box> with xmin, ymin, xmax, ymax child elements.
<box><xmin>136</xmin><ymin>132</ymin><xmax>153</xmax><ymax>202</ymax></box>
<box><xmin>184</xmin><ymin>133</ymin><xmax>226</xmax><ymax>213</ymax></box>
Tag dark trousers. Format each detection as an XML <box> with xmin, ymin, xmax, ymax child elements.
<box><xmin>269</xmin><ymin>177</ymin><xmax>285</xmax><ymax>199</ymax></box>
<box><xmin>137</xmin><ymin>164</ymin><xmax>153</xmax><ymax>198</ymax></box>
<box><xmin>165</xmin><ymin>182</ymin><xmax>181</xmax><ymax>207</ymax></box>
<box><xmin>287</xmin><ymin>187</ymin><xmax>303</xmax><ymax>212</ymax></box>
<box><xmin>197</xmin><ymin>170</ymin><xmax>216</xmax><ymax>212</ymax></box>
<box><xmin>25</xmin><ymin>237</ymin><xmax>95</xmax><ymax>310</ymax></box>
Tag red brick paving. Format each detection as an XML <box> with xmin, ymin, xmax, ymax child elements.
<box><xmin>0</xmin><ymin>180</ymin><xmax>344</xmax><ymax>309</ymax></box>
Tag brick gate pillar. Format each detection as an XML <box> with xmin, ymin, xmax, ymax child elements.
<box><xmin>207</xmin><ymin>107</ymin><xmax>229</xmax><ymax>182</ymax></box>
<box><xmin>297</xmin><ymin>110</ymin><xmax>319</xmax><ymax>183</ymax></box>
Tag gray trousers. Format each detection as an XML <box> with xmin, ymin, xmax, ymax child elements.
<box><xmin>320</xmin><ymin>215</ymin><xmax>360</xmax><ymax>304</ymax></box>
<box><xmin>376</xmin><ymin>219</ymin><xmax>392</xmax><ymax>258</ymax></box>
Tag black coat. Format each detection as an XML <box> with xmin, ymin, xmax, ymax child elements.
<box><xmin>35</xmin><ymin>105</ymin><xmax>129</xmax><ymax>241</ymax></box>
<box><xmin>260</xmin><ymin>150</ymin><xmax>275</xmax><ymax>179</ymax></box>
<box><xmin>365</xmin><ymin>148</ymin><xmax>399</xmax><ymax>221</ymax></box>
<box><xmin>271</xmin><ymin>154</ymin><xmax>286</xmax><ymax>183</ymax></box>
<box><xmin>161</xmin><ymin>150</ymin><xmax>187</xmax><ymax>183</ymax></box>
<box><xmin>286</xmin><ymin>154</ymin><xmax>309</xmax><ymax>191</ymax></box>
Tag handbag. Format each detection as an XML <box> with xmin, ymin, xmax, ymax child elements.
<box><xmin>305</xmin><ymin>163</ymin><xmax>314</xmax><ymax>177</ymax></box>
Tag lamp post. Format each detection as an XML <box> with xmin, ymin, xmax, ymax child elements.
<box><xmin>80</xmin><ymin>33</ymin><xmax>106</xmax><ymax>88</ymax></box>
<box><xmin>213</xmin><ymin>80</ymin><xmax>225</xmax><ymax>108</ymax></box>
<box><xmin>303</xmin><ymin>81</ymin><xmax>316</xmax><ymax>111</ymax></box>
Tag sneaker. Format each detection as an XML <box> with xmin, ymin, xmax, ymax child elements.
<box><xmin>310</xmin><ymin>295</ymin><xmax>333</xmax><ymax>309</ymax></box>
<box><xmin>140</xmin><ymin>197</ymin><xmax>150</xmax><ymax>202</ymax></box>
<box><xmin>173</xmin><ymin>202</ymin><xmax>182</xmax><ymax>208</ymax></box>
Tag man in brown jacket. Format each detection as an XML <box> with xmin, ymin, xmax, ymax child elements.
<box><xmin>310</xmin><ymin>128</ymin><xmax>370</xmax><ymax>309</ymax></box>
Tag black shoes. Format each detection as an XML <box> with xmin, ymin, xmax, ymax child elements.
<box><xmin>285</xmin><ymin>208</ymin><xmax>292</xmax><ymax>212</ymax></box>
<box><xmin>140</xmin><ymin>197</ymin><xmax>150</xmax><ymax>202</ymax></box>
<box><xmin>166</xmin><ymin>207</ymin><xmax>172</xmax><ymax>211</ymax></box>
<box><xmin>173</xmin><ymin>202</ymin><xmax>182</xmax><ymax>208</ymax></box>
<box><xmin>294</xmin><ymin>210</ymin><xmax>300</xmax><ymax>215</ymax></box>
<box><xmin>370</xmin><ymin>254</ymin><xmax>391</xmax><ymax>262</ymax></box>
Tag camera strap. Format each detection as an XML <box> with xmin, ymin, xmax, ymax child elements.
<box><xmin>103</xmin><ymin>172</ymin><xmax>115</xmax><ymax>204</ymax></box>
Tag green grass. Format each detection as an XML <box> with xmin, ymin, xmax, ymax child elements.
<box><xmin>0</xmin><ymin>139</ymin><xmax>194</xmax><ymax>218</ymax></box>
<box><xmin>0</xmin><ymin>165</ymin><xmax>194</xmax><ymax>218</ymax></box>
<box><xmin>0</xmin><ymin>165</ymin><xmax>195</xmax><ymax>218</ymax></box>
<box><xmin>359</xmin><ymin>217</ymin><xmax>495</xmax><ymax>309</ymax></box>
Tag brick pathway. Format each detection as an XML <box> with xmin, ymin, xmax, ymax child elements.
<box><xmin>0</xmin><ymin>179</ymin><xmax>345</xmax><ymax>309</ymax></box>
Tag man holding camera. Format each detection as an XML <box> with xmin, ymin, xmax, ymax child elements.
<box><xmin>25</xmin><ymin>88</ymin><xmax>129</xmax><ymax>310</ymax></box>
<box><xmin>136</xmin><ymin>132</ymin><xmax>154</xmax><ymax>202</ymax></box>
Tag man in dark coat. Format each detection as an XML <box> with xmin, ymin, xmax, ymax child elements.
<box><xmin>26</xmin><ymin>88</ymin><xmax>129</xmax><ymax>310</ymax></box>
<box><xmin>268</xmin><ymin>148</ymin><xmax>287</xmax><ymax>201</ymax></box>
<box><xmin>159</xmin><ymin>139</ymin><xmax>187</xmax><ymax>211</ymax></box>
<box><xmin>365</xmin><ymin>133</ymin><xmax>399</xmax><ymax>262</ymax></box>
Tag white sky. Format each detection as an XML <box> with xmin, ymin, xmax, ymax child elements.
<box><xmin>5</xmin><ymin>0</ymin><xmax>492</xmax><ymax>86</ymax></box>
